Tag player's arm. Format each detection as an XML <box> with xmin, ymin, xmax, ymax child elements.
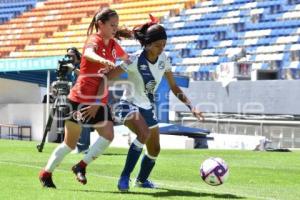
<box><xmin>97</xmin><ymin>60</ymin><xmax>128</xmax><ymax>100</ymax></box>
<box><xmin>94</xmin><ymin>67</ymin><xmax>123</xmax><ymax>106</ymax></box>
<box><xmin>107</xmin><ymin>52</ymin><xmax>135</xmax><ymax>80</ymax></box>
<box><xmin>84</xmin><ymin>46</ymin><xmax>115</xmax><ymax>71</ymax></box>
<box><xmin>119</xmin><ymin>53</ymin><xmax>129</xmax><ymax>61</ymax></box>
<box><xmin>106</xmin><ymin>67</ymin><xmax>125</xmax><ymax>80</ymax></box>
<box><xmin>164</xmin><ymin>71</ymin><xmax>205</xmax><ymax>121</ymax></box>
<box><xmin>92</xmin><ymin>51</ymin><xmax>133</xmax><ymax>109</ymax></box>
<box><xmin>93</xmin><ymin>43</ymin><xmax>128</xmax><ymax>102</ymax></box>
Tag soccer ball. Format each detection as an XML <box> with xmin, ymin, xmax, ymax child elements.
<box><xmin>200</xmin><ymin>157</ymin><xmax>229</xmax><ymax>186</ymax></box>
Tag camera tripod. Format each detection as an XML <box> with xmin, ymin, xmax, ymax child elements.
<box><xmin>37</xmin><ymin>80</ymin><xmax>71</xmax><ymax>152</ymax></box>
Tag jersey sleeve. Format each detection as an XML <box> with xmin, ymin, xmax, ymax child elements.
<box><xmin>119</xmin><ymin>53</ymin><xmax>138</xmax><ymax>72</ymax></box>
<box><xmin>85</xmin><ymin>34</ymin><xmax>101</xmax><ymax>50</ymax></box>
<box><xmin>114</xmin><ymin>41</ymin><xmax>126</xmax><ymax>58</ymax></box>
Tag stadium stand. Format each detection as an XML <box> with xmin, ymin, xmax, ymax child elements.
<box><xmin>0</xmin><ymin>0</ymin><xmax>36</xmax><ymax>23</ymax></box>
<box><xmin>118</xmin><ymin>0</ymin><xmax>300</xmax><ymax>80</ymax></box>
<box><xmin>0</xmin><ymin>0</ymin><xmax>300</xmax><ymax>81</ymax></box>
<box><xmin>0</xmin><ymin>0</ymin><xmax>196</xmax><ymax>85</ymax></box>
<box><xmin>1</xmin><ymin>0</ymin><xmax>194</xmax><ymax>58</ymax></box>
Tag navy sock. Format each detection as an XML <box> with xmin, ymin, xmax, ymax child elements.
<box><xmin>137</xmin><ymin>154</ymin><xmax>156</xmax><ymax>182</ymax></box>
<box><xmin>77</xmin><ymin>127</ymin><xmax>91</xmax><ymax>151</ymax></box>
<box><xmin>121</xmin><ymin>140</ymin><xmax>143</xmax><ymax>177</ymax></box>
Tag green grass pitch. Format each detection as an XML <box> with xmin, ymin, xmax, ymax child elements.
<box><xmin>0</xmin><ymin>140</ymin><xmax>299</xmax><ymax>200</ymax></box>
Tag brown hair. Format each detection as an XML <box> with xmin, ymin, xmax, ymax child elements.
<box><xmin>87</xmin><ymin>7</ymin><xmax>132</xmax><ymax>39</ymax></box>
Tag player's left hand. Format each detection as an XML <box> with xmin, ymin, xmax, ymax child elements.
<box><xmin>192</xmin><ymin>107</ymin><xmax>205</xmax><ymax>122</ymax></box>
<box><xmin>81</xmin><ymin>105</ymin><xmax>100</xmax><ymax>122</ymax></box>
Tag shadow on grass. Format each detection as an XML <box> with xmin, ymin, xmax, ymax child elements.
<box><xmin>65</xmin><ymin>187</ymin><xmax>245</xmax><ymax>199</ymax></box>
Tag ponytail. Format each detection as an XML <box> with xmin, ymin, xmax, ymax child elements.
<box><xmin>133</xmin><ymin>23</ymin><xmax>152</xmax><ymax>46</ymax></box>
<box><xmin>115</xmin><ymin>26</ymin><xmax>133</xmax><ymax>40</ymax></box>
<box><xmin>87</xmin><ymin>15</ymin><xmax>97</xmax><ymax>36</ymax></box>
<box><xmin>133</xmin><ymin>14</ymin><xmax>167</xmax><ymax>46</ymax></box>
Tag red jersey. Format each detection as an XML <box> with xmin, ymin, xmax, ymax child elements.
<box><xmin>68</xmin><ymin>34</ymin><xmax>126</xmax><ymax>104</ymax></box>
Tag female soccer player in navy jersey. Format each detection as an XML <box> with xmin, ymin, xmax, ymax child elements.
<box><xmin>108</xmin><ymin>16</ymin><xmax>205</xmax><ymax>191</ymax></box>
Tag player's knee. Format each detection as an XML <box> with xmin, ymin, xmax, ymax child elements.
<box><xmin>153</xmin><ymin>145</ymin><xmax>161</xmax><ymax>156</ymax></box>
<box><xmin>97</xmin><ymin>129</ymin><xmax>114</xmax><ymax>141</ymax></box>
<box><xmin>66</xmin><ymin>143</ymin><xmax>76</xmax><ymax>150</ymax></box>
<box><xmin>104</xmin><ymin>132</ymin><xmax>114</xmax><ymax>142</ymax></box>
<box><xmin>140</xmin><ymin>129</ymin><xmax>151</xmax><ymax>143</ymax></box>
<box><xmin>148</xmin><ymin>145</ymin><xmax>160</xmax><ymax>156</ymax></box>
<box><xmin>109</xmin><ymin>133</ymin><xmax>114</xmax><ymax>141</ymax></box>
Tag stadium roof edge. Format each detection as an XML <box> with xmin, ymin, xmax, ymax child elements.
<box><xmin>0</xmin><ymin>56</ymin><xmax>63</xmax><ymax>72</ymax></box>
<box><xmin>0</xmin><ymin>56</ymin><xmax>63</xmax><ymax>86</ymax></box>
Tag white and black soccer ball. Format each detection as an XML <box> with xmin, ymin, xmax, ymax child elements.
<box><xmin>200</xmin><ymin>157</ymin><xmax>229</xmax><ymax>186</ymax></box>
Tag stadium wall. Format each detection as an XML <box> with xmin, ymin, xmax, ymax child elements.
<box><xmin>0</xmin><ymin>78</ymin><xmax>41</xmax><ymax>103</ymax></box>
<box><xmin>169</xmin><ymin>80</ymin><xmax>300</xmax><ymax>116</ymax></box>
<box><xmin>0</xmin><ymin>104</ymin><xmax>58</xmax><ymax>141</ymax></box>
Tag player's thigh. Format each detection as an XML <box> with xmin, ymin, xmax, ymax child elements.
<box><xmin>124</xmin><ymin>112</ymin><xmax>150</xmax><ymax>143</ymax></box>
<box><xmin>114</xmin><ymin>101</ymin><xmax>146</xmax><ymax>134</ymax></box>
<box><xmin>124</xmin><ymin>112</ymin><xmax>148</xmax><ymax>133</ymax></box>
<box><xmin>64</xmin><ymin>120</ymin><xmax>81</xmax><ymax>149</ymax></box>
<box><xmin>94</xmin><ymin>120</ymin><xmax>114</xmax><ymax>141</ymax></box>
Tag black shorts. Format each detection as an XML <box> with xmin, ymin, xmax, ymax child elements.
<box><xmin>66</xmin><ymin>99</ymin><xmax>113</xmax><ymax>125</ymax></box>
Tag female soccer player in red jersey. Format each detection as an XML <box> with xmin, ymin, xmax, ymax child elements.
<box><xmin>39</xmin><ymin>7</ymin><xmax>131</xmax><ymax>188</ymax></box>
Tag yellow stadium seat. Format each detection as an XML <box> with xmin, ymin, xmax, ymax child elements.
<box><xmin>44</xmin><ymin>0</ymin><xmax>84</xmax><ymax>5</ymax></box>
<box><xmin>0</xmin><ymin>46</ymin><xmax>17</xmax><ymax>55</ymax></box>
<box><xmin>25</xmin><ymin>42</ymin><xmax>83</xmax><ymax>51</ymax></box>
<box><xmin>39</xmin><ymin>36</ymin><xmax>87</xmax><ymax>44</ymax></box>
<box><xmin>0</xmin><ymin>33</ymin><xmax>45</xmax><ymax>41</ymax></box>
<box><xmin>1</xmin><ymin>26</ymin><xmax>58</xmax><ymax>35</ymax></box>
<box><xmin>53</xmin><ymin>30</ymin><xmax>86</xmax><ymax>37</ymax></box>
<box><xmin>2</xmin><ymin>40</ymin><xmax>32</xmax><ymax>46</ymax></box>
<box><xmin>6</xmin><ymin>13</ymin><xmax>87</xmax><ymax>26</ymax></box>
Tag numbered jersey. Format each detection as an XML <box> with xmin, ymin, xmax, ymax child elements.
<box><xmin>120</xmin><ymin>50</ymin><xmax>171</xmax><ymax>109</ymax></box>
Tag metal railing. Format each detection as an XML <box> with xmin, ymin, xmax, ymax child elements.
<box><xmin>180</xmin><ymin>116</ymin><xmax>300</xmax><ymax>148</ymax></box>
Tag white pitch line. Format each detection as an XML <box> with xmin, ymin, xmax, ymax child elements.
<box><xmin>0</xmin><ymin>160</ymin><xmax>276</xmax><ymax>200</ymax></box>
<box><xmin>0</xmin><ymin>160</ymin><xmax>118</xmax><ymax>180</ymax></box>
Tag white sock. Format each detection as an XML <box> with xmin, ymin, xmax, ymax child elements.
<box><xmin>83</xmin><ymin>136</ymin><xmax>111</xmax><ymax>165</ymax></box>
<box><xmin>133</xmin><ymin>139</ymin><xmax>144</xmax><ymax>149</ymax></box>
<box><xmin>145</xmin><ymin>153</ymin><xmax>157</xmax><ymax>160</ymax></box>
<box><xmin>44</xmin><ymin>142</ymin><xmax>72</xmax><ymax>173</ymax></box>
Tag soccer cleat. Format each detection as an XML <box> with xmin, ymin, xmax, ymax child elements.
<box><xmin>134</xmin><ymin>179</ymin><xmax>156</xmax><ymax>189</ymax></box>
<box><xmin>117</xmin><ymin>176</ymin><xmax>130</xmax><ymax>192</ymax></box>
<box><xmin>39</xmin><ymin>170</ymin><xmax>56</xmax><ymax>188</ymax></box>
<box><xmin>72</xmin><ymin>163</ymin><xmax>87</xmax><ymax>185</ymax></box>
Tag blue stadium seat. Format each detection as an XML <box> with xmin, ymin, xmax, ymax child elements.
<box><xmin>0</xmin><ymin>13</ymin><xmax>14</xmax><ymax>23</ymax></box>
<box><xmin>0</xmin><ymin>6</ymin><xmax>27</xmax><ymax>14</ymax></box>
<box><xmin>119</xmin><ymin>0</ymin><xmax>300</xmax><ymax>78</ymax></box>
<box><xmin>0</xmin><ymin>0</ymin><xmax>36</xmax><ymax>9</ymax></box>
<box><xmin>0</xmin><ymin>0</ymin><xmax>36</xmax><ymax>24</ymax></box>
